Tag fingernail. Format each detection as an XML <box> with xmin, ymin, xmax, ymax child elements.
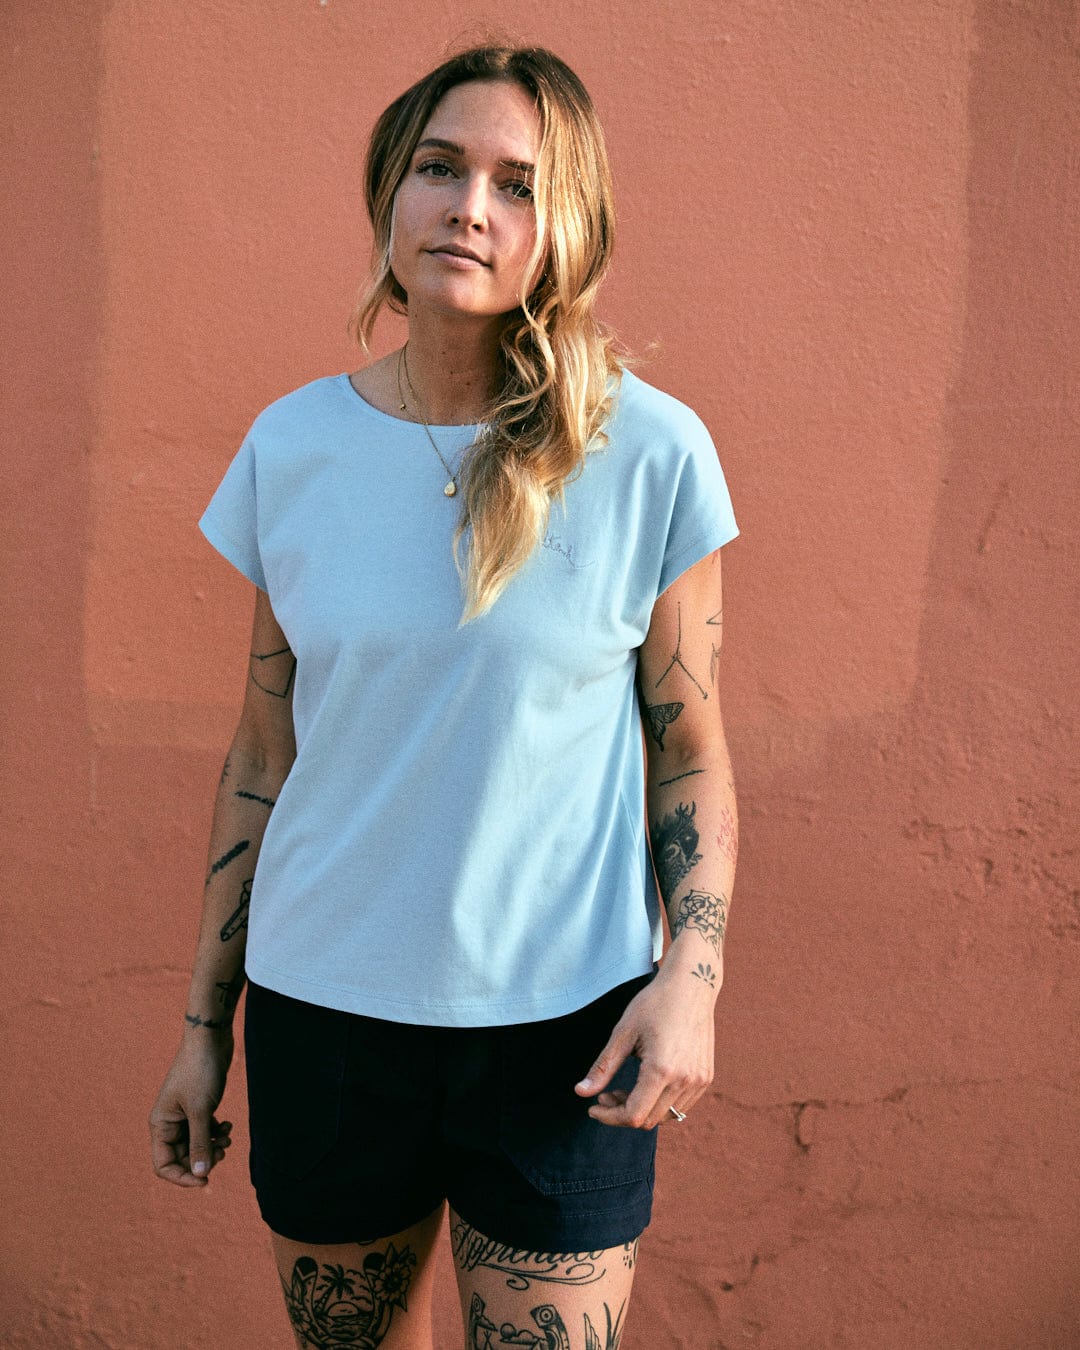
<box><xmin>192</xmin><ymin>1160</ymin><xmax>208</xmax><ymax>1176</ymax></box>
<box><xmin>576</xmin><ymin>1077</ymin><xmax>593</xmax><ymax>1091</ymax></box>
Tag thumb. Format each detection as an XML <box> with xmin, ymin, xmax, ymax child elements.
<box><xmin>187</xmin><ymin>1104</ymin><xmax>213</xmax><ymax>1179</ymax></box>
<box><xmin>575</xmin><ymin>1024</ymin><xmax>635</xmax><ymax>1096</ymax></box>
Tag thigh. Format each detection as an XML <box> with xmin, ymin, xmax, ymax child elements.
<box><xmin>449</xmin><ymin>1205</ymin><xmax>639</xmax><ymax>1350</ymax></box>
<box><xmin>272</xmin><ymin>1201</ymin><xmax>445</xmax><ymax>1350</ymax></box>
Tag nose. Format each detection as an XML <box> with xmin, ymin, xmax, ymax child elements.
<box><xmin>446</xmin><ymin>173</ymin><xmax>487</xmax><ymax>230</ymax></box>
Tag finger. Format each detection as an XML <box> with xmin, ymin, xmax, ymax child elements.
<box><xmin>595</xmin><ymin>1089</ymin><xmax>628</xmax><ymax>1108</ymax></box>
<box><xmin>574</xmin><ymin>1026</ymin><xmax>635</xmax><ymax>1096</ymax></box>
<box><xmin>644</xmin><ymin>1085</ymin><xmax>689</xmax><ymax>1130</ymax></box>
<box><xmin>154</xmin><ymin>1160</ymin><xmax>209</xmax><ymax>1187</ymax></box>
<box><xmin>588</xmin><ymin>1063</ymin><xmax>668</xmax><ymax>1129</ymax></box>
<box><xmin>149</xmin><ymin>1116</ymin><xmax>187</xmax><ymax>1174</ymax></box>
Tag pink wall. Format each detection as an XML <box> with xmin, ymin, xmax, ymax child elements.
<box><xmin>4</xmin><ymin>1</ymin><xmax>1078</xmax><ymax>1344</ymax></box>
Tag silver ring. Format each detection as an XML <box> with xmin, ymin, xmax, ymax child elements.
<box><xmin>668</xmin><ymin>1106</ymin><xmax>687</xmax><ymax>1122</ymax></box>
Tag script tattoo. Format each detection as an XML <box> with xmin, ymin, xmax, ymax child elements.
<box><xmin>219</xmin><ymin>878</ymin><xmax>252</xmax><ymax>941</ymax></box>
<box><xmin>235</xmin><ymin>789</ymin><xmax>276</xmax><ymax>809</ymax></box>
<box><xmin>651</xmin><ymin>801</ymin><xmax>702</xmax><ymax>897</ymax></box>
<box><xmin>451</xmin><ymin>1219</ymin><xmax>606</xmax><ymax>1290</ymax></box>
<box><xmin>643</xmin><ymin>700</ymin><xmax>684</xmax><ymax>750</ymax></box>
<box><xmin>671</xmin><ymin>889</ymin><xmax>728</xmax><ymax>954</ymax></box>
<box><xmin>655</xmin><ymin>603</ymin><xmax>708</xmax><ymax>700</ymax></box>
<box><xmin>279</xmin><ymin>1249</ymin><xmax>415</xmax><ymax>1347</ymax></box>
<box><xmin>249</xmin><ymin>645</ymin><xmax>296</xmax><ymax>699</ymax></box>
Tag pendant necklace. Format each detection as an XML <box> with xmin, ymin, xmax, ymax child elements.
<box><xmin>396</xmin><ymin>345</ymin><xmax>463</xmax><ymax>498</ymax></box>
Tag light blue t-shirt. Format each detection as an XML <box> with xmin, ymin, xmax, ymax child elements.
<box><xmin>199</xmin><ymin>367</ymin><xmax>738</xmax><ymax>1026</ymax></box>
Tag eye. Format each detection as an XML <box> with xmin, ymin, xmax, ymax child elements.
<box><xmin>505</xmin><ymin>178</ymin><xmax>534</xmax><ymax>201</ymax></box>
<box><xmin>417</xmin><ymin>158</ymin><xmax>454</xmax><ymax>179</ymax></box>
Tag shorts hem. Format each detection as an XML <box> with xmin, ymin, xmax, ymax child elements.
<box><xmin>448</xmin><ymin>1192</ymin><xmax>654</xmax><ymax>1254</ymax></box>
<box><xmin>257</xmin><ymin>1194</ymin><xmax>446</xmax><ymax>1246</ymax></box>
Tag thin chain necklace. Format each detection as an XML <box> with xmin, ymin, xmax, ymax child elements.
<box><xmin>396</xmin><ymin>345</ymin><xmax>462</xmax><ymax>498</ymax></box>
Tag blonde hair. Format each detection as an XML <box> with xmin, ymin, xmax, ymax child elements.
<box><xmin>350</xmin><ymin>45</ymin><xmax>623</xmax><ymax>621</ymax></box>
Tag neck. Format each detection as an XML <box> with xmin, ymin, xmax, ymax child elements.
<box><xmin>402</xmin><ymin>313</ymin><xmax>503</xmax><ymax>424</ymax></box>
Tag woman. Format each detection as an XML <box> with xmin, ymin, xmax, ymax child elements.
<box><xmin>150</xmin><ymin>44</ymin><xmax>739</xmax><ymax>1349</ymax></box>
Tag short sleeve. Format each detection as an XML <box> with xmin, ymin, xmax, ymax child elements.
<box><xmin>198</xmin><ymin>431</ymin><xmax>267</xmax><ymax>591</ymax></box>
<box><xmin>656</xmin><ymin>418</ymin><xmax>739</xmax><ymax>597</ymax></box>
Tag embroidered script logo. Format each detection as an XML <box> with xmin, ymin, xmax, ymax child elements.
<box><xmin>542</xmin><ymin>532</ymin><xmax>594</xmax><ymax>570</ymax></box>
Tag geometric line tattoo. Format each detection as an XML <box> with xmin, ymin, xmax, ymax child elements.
<box><xmin>219</xmin><ymin>878</ymin><xmax>252</xmax><ymax>942</ymax></box>
<box><xmin>657</xmin><ymin>768</ymin><xmax>704</xmax><ymax>788</ymax></box>
<box><xmin>235</xmin><ymin>789</ymin><xmax>276</xmax><ymax>808</ymax></box>
<box><xmin>249</xmin><ymin>646</ymin><xmax>296</xmax><ymax>699</ymax></box>
<box><xmin>655</xmin><ymin>603</ymin><xmax>708</xmax><ymax>699</ymax></box>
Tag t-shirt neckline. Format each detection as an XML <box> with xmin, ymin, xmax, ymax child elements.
<box><xmin>336</xmin><ymin>372</ymin><xmax>483</xmax><ymax>435</ymax></box>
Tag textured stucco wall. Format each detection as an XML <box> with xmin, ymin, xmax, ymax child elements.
<box><xmin>3</xmin><ymin>1</ymin><xmax>1078</xmax><ymax>1346</ymax></box>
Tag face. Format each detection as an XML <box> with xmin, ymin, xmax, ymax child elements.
<box><xmin>389</xmin><ymin>80</ymin><xmax>543</xmax><ymax>322</ymax></box>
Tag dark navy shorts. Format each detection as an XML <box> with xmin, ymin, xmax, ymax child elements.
<box><xmin>243</xmin><ymin>967</ymin><xmax>659</xmax><ymax>1252</ymax></box>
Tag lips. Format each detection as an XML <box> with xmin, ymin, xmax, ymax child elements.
<box><xmin>429</xmin><ymin>244</ymin><xmax>489</xmax><ymax>265</ymax></box>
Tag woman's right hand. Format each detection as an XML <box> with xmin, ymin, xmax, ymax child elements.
<box><xmin>149</xmin><ymin>1030</ymin><xmax>235</xmax><ymax>1187</ymax></box>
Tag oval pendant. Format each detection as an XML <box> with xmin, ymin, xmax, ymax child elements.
<box><xmin>444</xmin><ymin>480</ymin><xmax>457</xmax><ymax>497</ymax></box>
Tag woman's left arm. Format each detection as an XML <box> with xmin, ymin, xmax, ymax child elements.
<box><xmin>575</xmin><ymin>547</ymin><xmax>737</xmax><ymax>1128</ymax></box>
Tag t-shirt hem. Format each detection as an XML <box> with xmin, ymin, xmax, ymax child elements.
<box><xmin>199</xmin><ymin>510</ymin><xmax>267</xmax><ymax>590</ymax></box>
<box><xmin>243</xmin><ymin>950</ymin><xmax>658</xmax><ymax>1028</ymax></box>
<box><xmin>657</xmin><ymin>523</ymin><xmax>740</xmax><ymax>598</ymax></box>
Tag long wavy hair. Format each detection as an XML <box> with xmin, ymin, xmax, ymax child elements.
<box><xmin>350</xmin><ymin>45</ymin><xmax>622</xmax><ymax>621</ymax></box>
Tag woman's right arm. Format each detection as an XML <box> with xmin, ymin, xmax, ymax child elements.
<box><xmin>149</xmin><ymin>586</ymin><xmax>297</xmax><ymax>1187</ymax></box>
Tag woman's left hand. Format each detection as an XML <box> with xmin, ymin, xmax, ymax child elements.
<box><xmin>573</xmin><ymin>954</ymin><xmax>718</xmax><ymax>1128</ymax></box>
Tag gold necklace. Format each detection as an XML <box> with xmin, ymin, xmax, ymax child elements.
<box><xmin>397</xmin><ymin>346</ymin><xmax>459</xmax><ymax>498</ymax></box>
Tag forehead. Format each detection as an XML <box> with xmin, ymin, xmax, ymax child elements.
<box><xmin>419</xmin><ymin>80</ymin><xmax>541</xmax><ymax>163</ymax></box>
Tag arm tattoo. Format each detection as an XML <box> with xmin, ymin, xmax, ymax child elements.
<box><xmin>234</xmin><ymin>789</ymin><xmax>275</xmax><ymax>809</ymax></box>
<box><xmin>184</xmin><ymin>1011</ymin><xmax>231</xmax><ymax>1031</ymax></box>
<box><xmin>657</xmin><ymin>768</ymin><xmax>704</xmax><ymax>788</ymax></box>
<box><xmin>249</xmin><ymin>645</ymin><xmax>296</xmax><ymax>698</ymax></box>
<box><xmin>654</xmin><ymin>603</ymin><xmax>708</xmax><ymax>699</ymax></box>
<box><xmin>671</xmin><ymin>889</ymin><xmax>728</xmax><ymax>954</ymax></box>
<box><xmin>650</xmin><ymin>801</ymin><xmax>702</xmax><ymax>897</ymax></box>
<box><xmin>205</xmin><ymin>839</ymin><xmax>250</xmax><ymax>886</ymax></box>
<box><xmin>691</xmin><ymin>961</ymin><xmax>719</xmax><ymax>988</ymax></box>
<box><xmin>219</xmin><ymin>878</ymin><xmax>252</xmax><ymax>941</ymax></box>
<box><xmin>716</xmin><ymin>803</ymin><xmax>738</xmax><ymax>866</ymax></box>
<box><xmin>215</xmin><ymin>969</ymin><xmax>245</xmax><ymax>1012</ymax></box>
<box><xmin>644</xmin><ymin>700</ymin><xmax>684</xmax><ymax>750</ymax></box>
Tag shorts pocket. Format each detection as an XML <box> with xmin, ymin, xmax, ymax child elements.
<box><xmin>244</xmin><ymin>981</ymin><xmax>348</xmax><ymax>1181</ymax></box>
<box><xmin>497</xmin><ymin>977</ymin><xmax>659</xmax><ymax>1198</ymax></box>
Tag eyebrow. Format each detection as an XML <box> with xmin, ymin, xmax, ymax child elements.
<box><xmin>414</xmin><ymin>137</ymin><xmax>534</xmax><ymax>176</ymax></box>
